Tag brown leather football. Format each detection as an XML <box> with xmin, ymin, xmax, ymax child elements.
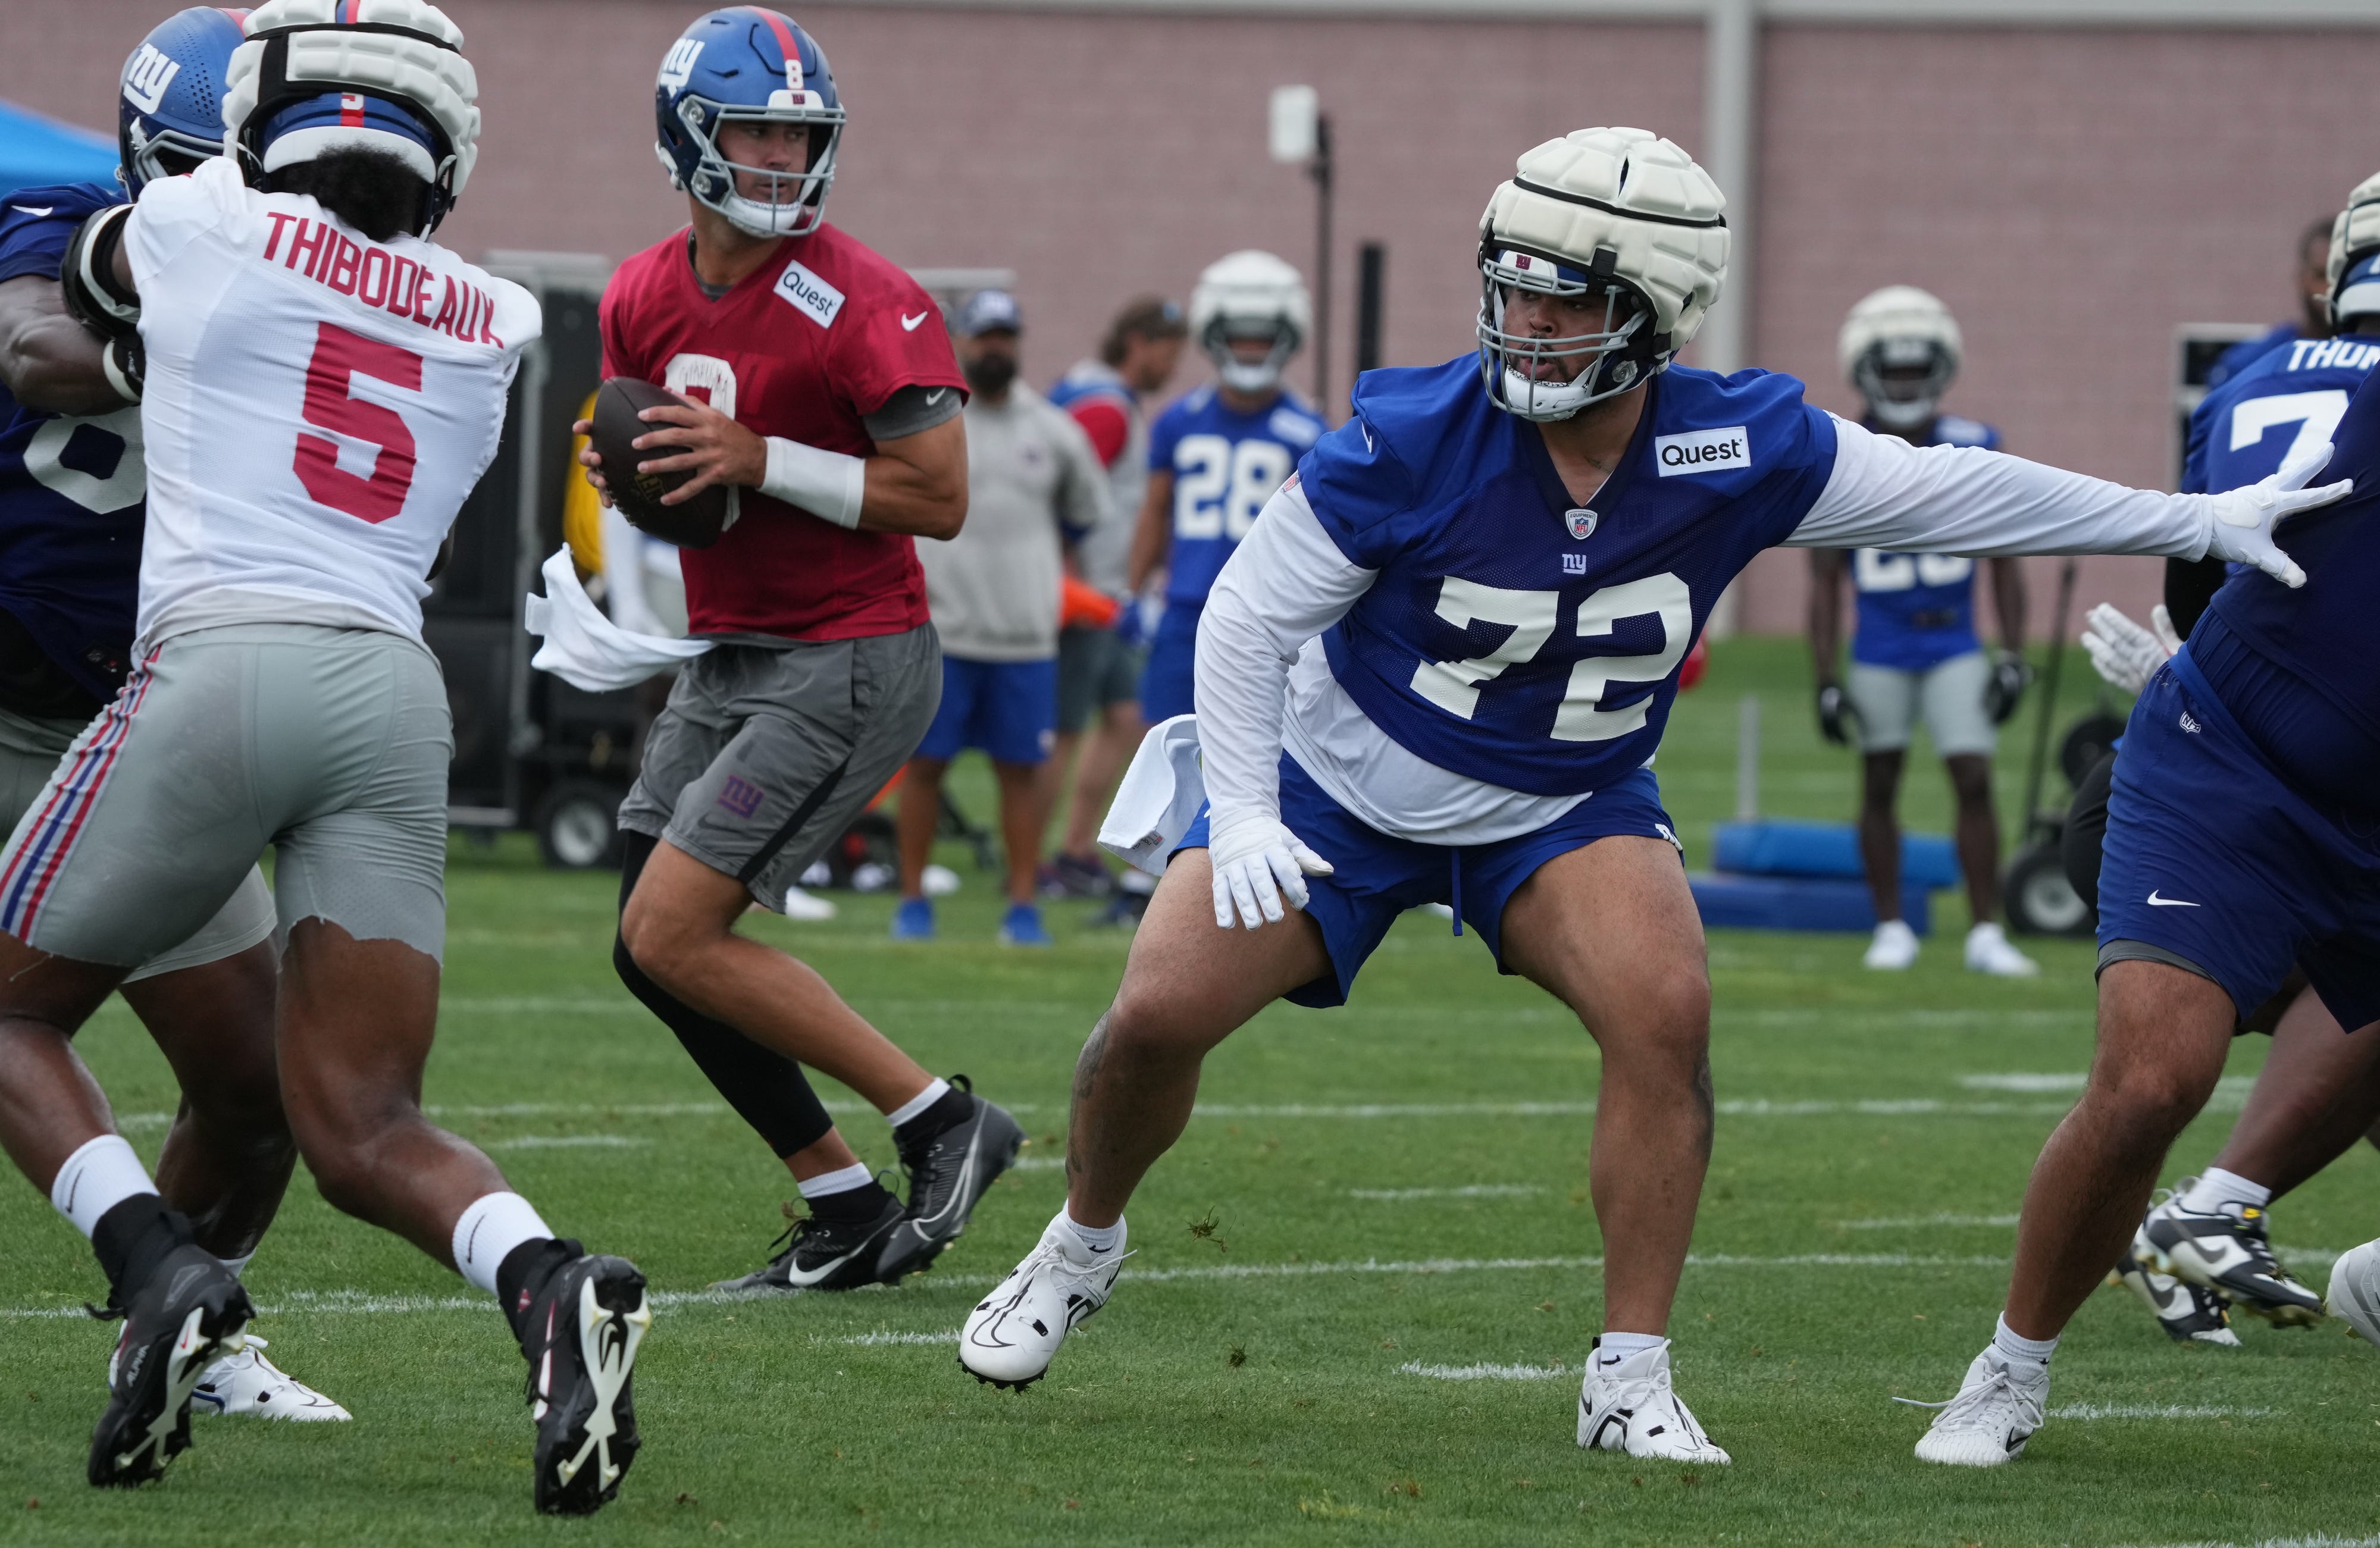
<box><xmin>588</xmin><ymin>377</ymin><xmax>732</xmax><ymax>549</ymax></box>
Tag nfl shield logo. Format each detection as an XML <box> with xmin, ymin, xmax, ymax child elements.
<box><xmin>1565</xmin><ymin>507</ymin><xmax>1598</xmax><ymax>541</ymax></box>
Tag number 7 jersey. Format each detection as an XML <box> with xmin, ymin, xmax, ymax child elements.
<box><xmin>124</xmin><ymin>158</ymin><xmax>540</xmax><ymax>647</ymax></box>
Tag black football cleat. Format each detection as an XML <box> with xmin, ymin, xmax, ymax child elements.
<box><xmin>709</xmin><ymin>1196</ymin><xmax>907</xmax><ymax>1293</ymax></box>
<box><xmin>521</xmin><ymin>1251</ymin><xmax>652</xmax><ymax>1516</ymax></box>
<box><xmin>878</xmin><ymin>1077</ymin><xmax>1025</xmax><ymax>1282</ymax></box>
<box><xmin>2143</xmin><ymin>1186</ymin><xmax>2326</xmax><ymax>1327</ymax></box>
<box><xmin>87</xmin><ymin>1243</ymin><xmax>253</xmax><ymax>1487</ymax></box>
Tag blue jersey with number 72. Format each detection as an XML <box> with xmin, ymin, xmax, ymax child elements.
<box><xmin>0</xmin><ymin>183</ymin><xmax>146</xmax><ymax>708</ymax></box>
<box><xmin>1298</xmin><ymin>356</ymin><xmax>1840</xmax><ymax>798</ymax></box>
<box><xmin>1145</xmin><ymin>383</ymin><xmax>1326</xmax><ymax>606</ymax></box>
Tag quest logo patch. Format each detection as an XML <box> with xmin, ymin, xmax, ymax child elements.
<box><xmin>1652</xmin><ymin>425</ymin><xmax>1752</xmax><ymax>477</ymax></box>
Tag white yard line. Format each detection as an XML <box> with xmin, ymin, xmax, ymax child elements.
<box><xmin>2119</xmin><ymin>1537</ymin><xmax>2380</xmax><ymax>1548</ymax></box>
<box><xmin>1839</xmin><ymin>1212</ymin><xmax>2021</xmax><ymax>1230</ymax></box>
<box><xmin>484</xmin><ymin>1135</ymin><xmax>650</xmax><ymax>1150</ymax></box>
<box><xmin>0</xmin><ymin>1250</ymin><xmax>2018</xmax><ymax>1321</ymax></box>
<box><xmin>1400</xmin><ymin>1361</ymin><xmax>1570</xmax><ymax>1381</ymax></box>
<box><xmin>831</xmin><ymin>1330</ymin><xmax>961</xmax><ymax>1346</ymax></box>
<box><xmin>2050</xmin><ymin>1403</ymin><xmax>2274</xmax><ymax>1419</ymax></box>
<box><xmin>1350</xmin><ymin>1185</ymin><xmax>1546</xmax><ymax>1201</ymax></box>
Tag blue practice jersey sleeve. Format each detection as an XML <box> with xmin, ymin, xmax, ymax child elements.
<box><xmin>0</xmin><ymin>183</ymin><xmax>117</xmax><ymax>287</ymax></box>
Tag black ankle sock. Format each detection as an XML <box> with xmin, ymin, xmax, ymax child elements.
<box><xmin>496</xmin><ymin>1236</ymin><xmax>583</xmax><ymax>1342</ymax></box>
<box><xmin>805</xmin><ymin>1180</ymin><xmax>897</xmax><ymax>1226</ymax></box>
<box><xmin>893</xmin><ymin>1083</ymin><xmax>976</xmax><ymax>1153</ymax></box>
<box><xmin>91</xmin><ymin>1195</ymin><xmax>196</xmax><ymax>1306</ymax></box>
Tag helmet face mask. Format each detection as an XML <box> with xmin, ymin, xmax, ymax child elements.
<box><xmin>1475</xmin><ymin>243</ymin><xmax>1658</xmax><ymax>422</ymax></box>
<box><xmin>1851</xmin><ymin>336</ymin><xmax>1955</xmax><ymax>431</ymax></box>
<box><xmin>1189</xmin><ymin>250</ymin><xmax>1310</xmax><ymax>396</ymax></box>
<box><xmin>656</xmin><ymin>9</ymin><xmax>846</xmax><ymax>242</ymax></box>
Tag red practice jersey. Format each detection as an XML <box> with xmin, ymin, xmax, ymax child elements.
<box><xmin>599</xmin><ymin>224</ymin><xmax>966</xmax><ymax>640</ymax></box>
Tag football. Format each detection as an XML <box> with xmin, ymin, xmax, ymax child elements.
<box><xmin>587</xmin><ymin>377</ymin><xmax>733</xmax><ymax>549</ymax></box>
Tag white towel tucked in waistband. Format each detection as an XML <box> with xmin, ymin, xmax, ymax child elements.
<box><xmin>523</xmin><ymin>547</ymin><xmax>712</xmax><ymax>692</ymax></box>
<box><xmin>1097</xmin><ymin>713</ymin><xmax>1207</xmax><ymax>876</ymax></box>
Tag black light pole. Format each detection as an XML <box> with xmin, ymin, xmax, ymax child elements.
<box><xmin>1355</xmin><ymin>240</ymin><xmax>1385</xmax><ymax>381</ymax></box>
<box><xmin>1310</xmin><ymin>112</ymin><xmax>1333</xmax><ymax>415</ymax></box>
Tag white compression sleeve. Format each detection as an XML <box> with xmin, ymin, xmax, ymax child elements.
<box><xmin>760</xmin><ymin>437</ymin><xmax>867</xmax><ymax>529</ymax></box>
<box><xmin>1194</xmin><ymin>484</ymin><xmax>1377</xmax><ymax>826</ymax></box>
<box><xmin>1789</xmin><ymin>414</ymin><xmax>2216</xmax><ymax>559</ymax></box>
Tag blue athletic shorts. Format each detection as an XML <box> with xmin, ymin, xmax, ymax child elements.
<box><xmin>915</xmin><ymin>656</ymin><xmax>1057</xmax><ymax>766</ymax></box>
<box><xmin>1139</xmin><ymin>603</ymin><xmax>1200</xmax><ymax>724</ymax></box>
<box><xmin>2096</xmin><ymin>650</ymin><xmax>2380</xmax><ymax>1030</ymax></box>
<box><xmin>1178</xmin><ymin>753</ymin><xmax>1681</xmax><ymax>1009</ymax></box>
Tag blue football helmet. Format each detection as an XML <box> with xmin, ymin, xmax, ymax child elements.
<box><xmin>654</xmin><ymin>8</ymin><xmax>845</xmax><ymax>240</ymax></box>
<box><xmin>117</xmin><ymin>8</ymin><xmax>249</xmax><ymax>196</ymax></box>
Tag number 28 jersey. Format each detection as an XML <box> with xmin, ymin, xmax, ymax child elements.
<box><xmin>125</xmin><ymin>158</ymin><xmax>539</xmax><ymax>647</ymax></box>
<box><xmin>1149</xmin><ymin>384</ymin><xmax>1325</xmax><ymax>605</ymax></box>
<box><xmin>1848</xmin><ymin>413</ymin><xmax>1999</xmax><ymax>671</ymax></box>
<box><xmin>1299</xmin><ymin>358</ymin><xmax>1838</xmax><ymax>798</ymax></box>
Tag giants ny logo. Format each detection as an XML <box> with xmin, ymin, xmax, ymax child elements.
<box><xmin>718</xmin><ymin>776</ymin><xmax>765</xmax><ymax>817</ymax></box>
<box><xmin>1561</xmin><ymin>553</ymin><xmax>1590</xmax><ymax>576</ymax></box>
<box><xmin>658</xmin><ymin>37</ymin><xmax>703</xmax><ymax>90</ymax></box>
<box><xmin>123</xmin><ymin>43</ymin><xmax>181</xmax><ymax>114</ymax></box>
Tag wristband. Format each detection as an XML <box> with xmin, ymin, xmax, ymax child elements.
<box><xmin>99</xmin><ymin>336</ymin><xmax>143</xmax><ymax>405</ymax></box>
<box><xmin>761</xmin><ymin>435</ymin><xmax>866</xmax><ymax>529</ymax></box>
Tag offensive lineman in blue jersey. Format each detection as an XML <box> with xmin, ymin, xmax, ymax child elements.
<box><xmin>1126</xmin><ymin>250</ymin><xmax>1325</xmax><ymax>723</ymax></box>
<box><xmin>955</xmin><ymin>129</ymin><xmax>2341</xmax><ymax>1461</ymax></box>
<box><xmin>0</xmin><ymin>10</ymin><xmax>349</xmax><ymax>1442</ymax></box>
<box><xmin>1809</xmin><ymin>287</ymin><xmax>2037</xmax><ymax>977</ymax></box>
<box><xmin>1916</xmin><ymin>178</ymin><xmax>2380</xmax><ymax>1466</ymax></box>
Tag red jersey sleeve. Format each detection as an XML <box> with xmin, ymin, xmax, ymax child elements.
<box><xmin>826</xmin><ymin>269</ymin><xmax>967</xmax><ymax>418</ymax></box>
<box><xmin>597</xmin><ymin>267</ymin><xmax>647</xmax><ymax>383</ymax></box>
<box><xmin>1066</xmin><ymin>397</ymin><xmax>1132</xmax><ymax>468</ymax></box>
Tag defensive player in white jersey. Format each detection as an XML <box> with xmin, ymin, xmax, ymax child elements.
<box><xmin>0</xmin><ymin>0</ymin><xmax>650</xmax><ymax>1513</ymax></box>
<box><xmin>956</xmin><ymin>129</ymin><xmax>2344</xmax><ymax>1462</ymax></box>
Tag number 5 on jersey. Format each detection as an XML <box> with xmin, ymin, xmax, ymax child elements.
<box><xmin>294</xmin><ymin>322</ymin><xmax>424</xmax><ymax>524</ymax></box>
<box><xmin>1410</xmin><ymin>574</ymin><xmax>1692</xmax><ymax>742</ymax></box>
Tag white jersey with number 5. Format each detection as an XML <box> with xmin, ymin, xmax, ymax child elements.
<box><xmin>124</xmin><ymin>157</ymin><xmax>540</xmax><ymax>648</ymax></box>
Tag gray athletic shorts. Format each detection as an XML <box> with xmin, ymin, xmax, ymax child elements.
<box><xmin>0</xmin><ymin>623</ymin><xmax>452</xmax><ymax>967</ymax></box>
<box><xmin>1057</xmin><ymin>625</ymin><xmax>1144</xmax><ymax>735</ymax></box>
<box><xmin>0</xmin><ymin>704</ymin><xmax>275</xmax><ymax>982</ymax></box>
<box><xmin>617</xmin><ymin>624</ymin><xmax>941</xmax><ymax>911</ymax></box>
<box><xmin>1846</xmin><ymin>650</ymin><xmax>1995</xmax><ymax>758</ymax></box>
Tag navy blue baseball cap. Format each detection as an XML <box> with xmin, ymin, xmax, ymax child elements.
<box><xmin>953</xmin><ymin>289</ymin><xmax>1022</xmax><ymax>337</ymax></box>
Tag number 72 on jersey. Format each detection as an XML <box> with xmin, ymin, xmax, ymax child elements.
<box><xmin>1409</xmin><ymin>573</ymin><xmax>1693</xmax><ymax>743</ymax></box>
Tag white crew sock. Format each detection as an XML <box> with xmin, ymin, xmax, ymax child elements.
<box><xmin>1596</xmin><ymin>1331</ymin><xmax>1667</xmax><ymax>1368</ymax></box>
<box><xmin>49</xmin><ymin>1135</ymin><xmax>157</xmax><ymax>1239</ymax></box>
<box><xmin>1992</xmin><ymin>1314</ymin><xmax>2058</xmax><ymax>1376</ymax></box>
<box><xmin>1054</xmin><ymin>1206</ymin><xmax>1124</xmax><ymax>1258</ymax></box>
<box><xmin>452</xmin><ymin>1192</ymin><xmax>554</xmax><ymax>1297</ymax></box>
<box><xmin>2181</xmin><ymin>1167</ymin><xmax>2272</xmax><ymax>1216</ymax></box>
<box><xmin>887</xmin><ymin>1077</ymin><xmax>951</xmax><ymax>1129</ymax></box>
<box><xmin>797</xmin><ymin>1162</ymin><xmax>874</xmax><ymax>1199</ymax></box>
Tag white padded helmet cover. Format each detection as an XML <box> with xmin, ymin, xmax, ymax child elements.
<box><xmin>2328</xmin><ymin>173</ymin><xmax>2380</xmax><ymax>289</ymax></box>
<box><xmin>225</xmin><ymin>0</ymin><xmax>480</xmax><ymax>198</ymax></box>
<box><xmin>1189</xmin><ymin>250</ymin><xmax>1312</xmax><ymax>344</ymax></box>
<box><xmin>1837</xmin><ymin>285</ymin><xmax>1963</xmax><ymax>383</ymax></box>
<box><xmin>1479</xmin><ymin>128</ymin><xmax>1728</xmax><ymax>349</ymax></box>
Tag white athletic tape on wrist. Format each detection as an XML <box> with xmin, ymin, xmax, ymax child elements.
<box><xmin>762</xmin><ymin>436</ymin><xmax>866</xmax><ymax>529</ymax></box>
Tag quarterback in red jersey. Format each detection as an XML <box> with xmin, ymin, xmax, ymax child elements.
<box><xmin>583</xmin><ymin>7</ymin><xmax>1022</xmax><ymax>1293</ymax></box>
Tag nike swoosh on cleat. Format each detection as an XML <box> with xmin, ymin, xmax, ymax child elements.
<box><xmin>778</xmin><ymin>1242</ymin><xmax>875</xmax><ymax>1287</ymax></box>
<box><xmin>2146</xmin><ymin>891</ymin><xmax>2201</xmax><ymax>907</ymax></box>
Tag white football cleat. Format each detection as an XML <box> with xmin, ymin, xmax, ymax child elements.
<box><xmin>959</xmin><ymin>1217</ymin><xmax>1128</xmax><ymax>1390</ymax></box>
<box><xmin>1965</xmin><ymin>922</ymin><xmax>2040</xmax><ymax>978</ymax></box>
<box><xmin>1577</xmin><ymin>1339</ymin><xmax>1730</xmax><ymax>1464</ymax></box>
<box><xmin>2326</xmin><ymin>1237</ymin><xmax>2380</xmax><ymax>1343</ymax></box>
<box><xmin>1910</xmin><ymin>1348</ymin><xmax>2046</xmax><ymax>1466</ymax></box>
<box><xmin>1864</xmin><ymin>919</ymin><xmax>1919</xmax><ymax>970</ymax></box>
<box><xmin>192</xmin><ymin>1336</ymin><xmax>352</xmax><ymax>1421</ymax></box>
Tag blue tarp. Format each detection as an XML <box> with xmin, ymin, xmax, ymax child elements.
<box><xmin>0</xmin><ymin>100</ymin><xmax>118</xmax><ymax>201</ymax></box>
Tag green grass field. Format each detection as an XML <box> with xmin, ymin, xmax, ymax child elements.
<box><xmin>7</xmin><ymin>638</ymin><xmax>2379</xmax><ymax>1547</ymax></box>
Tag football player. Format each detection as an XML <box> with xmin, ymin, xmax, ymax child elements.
<box><xmin>2203</xmin><ymin>215</ymin><xmax>2338</xmax><ymax>393</ymax></box>
<box><xmin>1044</xmin><ymin>296</ymin><xmax>1186</xmax><ymax>901</ymax></box>
<box><xmin>1809</xmin><ymin>287</ymin><xmax>2037</xmax><ymax>977</ymax></box>
<box><xmin>1126</xmin><ymin>251</ymin><xmax>1325</xmax><ymax>723</ymax></box>
<box><xmin>1915</xmin><ymin>173</ymin><xmax>2380</xmax><ymax>1466</ymax></box>
<box><xmin>581</xmin><ymin>7</ymin><xmax>1022</xmax><ymax>1295</ymax></box>
<box><xmin>0</xmin><ymin>0</ymin><xmax>649</xmax><ymax>1510</ymax></box>
<box><xmin>956</xmin><ymin>129</ymin><xmax>2343</xmax><ymax>1464</ymax></box>
<box><xmin>2001</xmin><ymin>178</ymin><xmax>2380</xmax><ymax>1356</ymax></box>
<box><xmin>0</xmin><ymin>5</ymin><xmax>347</xmax><ymax>1427</ymax></box>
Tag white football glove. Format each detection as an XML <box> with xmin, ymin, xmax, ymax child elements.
<box><xmin>2200</xmin><ymin>440</ymin><xmax>2351</xmax><ymax>589</ymax></box>
<box><xmin>1205</xmin><ymin>809</ymin><xmax>1334</xmax><ymax>930</ymax></box>
<box><xmin>2079</xmin><ymin>601</ymin><xmax>2182</xmax><ymax>694</ymax></box>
